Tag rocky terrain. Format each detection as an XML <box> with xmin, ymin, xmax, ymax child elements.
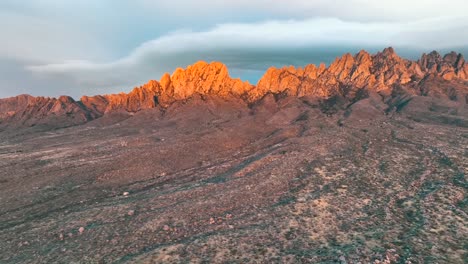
<box><xmin>0</xmin><ymin>48</ymin><xmax>467</xmax><ymax>263</ymax></box>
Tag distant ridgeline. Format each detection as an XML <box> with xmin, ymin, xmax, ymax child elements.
<box><xmin>1</xmin><ymin>48</ymin><xmax>467</xmax><ymax>129</ymax></box>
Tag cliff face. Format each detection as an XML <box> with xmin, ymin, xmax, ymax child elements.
<box><xmin>1</xmin><ymin>48</ymin><xmax>467</xmax><ymax>128</ymax></box>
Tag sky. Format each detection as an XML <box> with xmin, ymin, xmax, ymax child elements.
<box><xmin>0</xmin><ymin>0</ymin><xmax>467</xmax><ymax>98</ymax></box>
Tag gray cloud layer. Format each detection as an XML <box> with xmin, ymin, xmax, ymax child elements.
<box><xmin>139</xmin><ymin>0</ymin><xmax>468</xmax><ymax>22</ymax></box>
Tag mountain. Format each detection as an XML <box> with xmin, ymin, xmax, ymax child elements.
<box><xmin>1</xmin><ymin>48</ymin><xmax>467</xmax><ymax>263</ymax></box>
<box><xmin>1</xmin><ymin>48</ymin><xmax>467</xmax><ymax>130</ymax></box>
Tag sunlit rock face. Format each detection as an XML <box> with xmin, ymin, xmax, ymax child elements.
<box><xmin>168</xmin><ymin>61</ymin><xmax>254</xmax><ymax>101</ymax></box>
<box><xmin>1</xmin><ymin>48</ymin><xmax>467</xmax><ymax>129</ymax></box>
<box><xmin>79</xmin><ymin>61</ymin><xmax>254</xmax><ymax>113</ymax></box>
<box><xmin>254</xmin><ymin>47</ymin><xmax>465</xmax><ymax>98</ymax></box>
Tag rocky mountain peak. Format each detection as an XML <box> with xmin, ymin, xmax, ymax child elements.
<box><xmin>443</xmin><ymin>51</ymin><xmax>459</xmax><ymax>64</ymax></box>
<box><xmin>382</xmin><ymin>47</ymin><xmax>396</xmax><ymax>56</ymax></box>
<box><xmin>419</xmin><ymin>51</ymin><xmax>442</xmax><ymax>71</ymax></box>
<box><xmin>163</xmin><ymin>61</ymin><xmax>254</xmax><ymax>102</ymax></box>
<box><xmin>58</xmin><ymin>95</ymin><xmax>76</xmax><ymax>104</ymax></box>
<box><xmin>355</xmin><ymin>50</ymin><xmax>372</xmax><ymax>64</ymax></box>
<box><xmin>418</xmin><ymin>50</ymin><xmax>468</xmax><ymax>80</ymax></box>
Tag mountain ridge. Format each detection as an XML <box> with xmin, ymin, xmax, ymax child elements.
<box><xmin>1</xmin><ymin>47</ymin><xmax>467</xmax><ymax>128</ymax></box>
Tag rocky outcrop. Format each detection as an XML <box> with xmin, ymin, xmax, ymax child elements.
<box><xmin>0</xmin><ymin>94</ymin><xmax>35</xmax><ymax>120</ymax></box>
<box><xmin>80</xmin><ymin>61</ymin><xmax>254</xmax><ymax>115</ymax></box>
<box><xmin>166</xmin><ymin>61</ymin><xmax>254</xmax><ymax>101</ymax></box>
<box><xmin>0</xmin><ymin>95</ymin><xmax>93</xmax><ymax>127</ymax></box>
<box><xmin>418</xmin><ymin>51</ymin><xmax>468</xmax><ymax>80</ymax></box>
<box><xmin>80</xmin><ymin>80</ymin><xmax>162</xmax><ymax>115</ymax></box>
<box><xmin>1</xmin><ymin>48</ymin><xmax>467</xmax><ymax>128</ymax></box>
<box><xmin>255</xmin><ymin>47</ymin><xmax>467</xmax><ymax>101</ymax></box>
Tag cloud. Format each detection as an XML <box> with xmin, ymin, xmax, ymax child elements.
<box><xmin>0</xmin><ymin>11</ymin><xmax>107</xmax><ymax>63</ymax></box>
<box><xmin>0</xmin><ymin>58</ymin><xmax>88</xmax><ymax>98</ymax></box>
<box><xmin>137</xmin><ymin>0</ymin><xmax>468</xmax><ymax>22</ymax></box>
<box><xmin>25</xmin><ymin>16</ymin><xmax>468</xmax><ymax>97</ymax></box>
